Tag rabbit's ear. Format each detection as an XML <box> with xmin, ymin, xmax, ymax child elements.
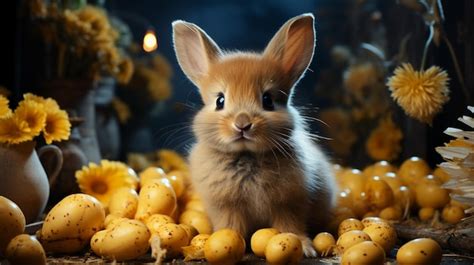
<box><xmin>172</xmin><ymin>20</ymin><xmax>222</xmax><ymax>86</ymax></box>
<box><xmin>263</xmin><ymin>13</ymin><xmax>315</xmax><ymax>89</ymax></box>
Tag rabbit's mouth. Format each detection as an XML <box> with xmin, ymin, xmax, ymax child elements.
<box><xmin>234</xmin><ymin>133</ymin><xmax>253</xmax><ymax>142</ymax></box>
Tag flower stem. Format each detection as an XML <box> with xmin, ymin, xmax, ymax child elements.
<box><xmin>420</xmin><ymin>23</ymin><xmax>434</xmax><ymax>71</ymax></box>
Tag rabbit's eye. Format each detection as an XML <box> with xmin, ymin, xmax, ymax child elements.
<box><xmin>216</xmin><ymin>93</ymin><xmax>225</xmax><ymax>110</ymax></box>
<box><xmin>262</xmin><ymin>92</ymin><xmax>274</xmax><ymax>111</ymax></box>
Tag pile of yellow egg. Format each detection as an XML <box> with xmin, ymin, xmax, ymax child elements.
<box><xmin>0</xmin><ymin>166</ymin><xmax>247</xmax><ymax>264</ymax></box>
<box><xmin>333</xmin><ymin>157</ymin><xmax>467</xmax><ymax>226</ymax></box>
<box><xmin>312</xmin><ymin>216</ymin><xmax>442</xmax><ymax>265</ymax></box>
<box><xmin>0</xmin><ymin>196</ymin><xmax>46</xmax><ymax>265</ymax></box>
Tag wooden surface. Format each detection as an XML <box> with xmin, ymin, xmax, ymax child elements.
<box><xmin>42</xmin><ymin>252</ymin><xmax>474</xmax><ymax>265</ymax></box>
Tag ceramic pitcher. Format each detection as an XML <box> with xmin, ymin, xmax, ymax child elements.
<box><xmin>0</xmin><ymin>141</ymin><xmax>62</xmax><ymax>223</ymax></box>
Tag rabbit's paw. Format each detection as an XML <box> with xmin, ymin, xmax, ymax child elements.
<box><xmin>299</xmin><ymin>235</ymin><xmax>317</xmax><ymax>257</ymax></box>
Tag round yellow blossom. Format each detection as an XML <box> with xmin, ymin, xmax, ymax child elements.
<box><xmin>76</xmin><ymin>160</ymin><xmax>139</xmax><ymax>205</ymax></box>
<box><xmin>14</xmin><ymin>100</ymin><xmax>47</xmax><ymax>138</ymax></box>
<box><xmin>387</xmin><ymin>63</ymin><xmax>449</xmax><ymax>124</ymax></box>
<box><xmin>344</xmin><ymin>63</ymin><xmax>380</xmax><ymax>99</ymax></box>
<box><xmin>23</xmin><ymin>93</ymin><xmax>70</xmax><ymax>144</ymax></box>
<box><xmin>0</xmin><ymin>95</ymin><xmax>12</xmax><ymax>118</ymax></box>
<box><xmin>0</xmin><ymin>115</ymin><xmax>31</xmax><ymax>144</ymax></box>
<box><xmin>23</xmin><ymin>93</ymin><xmax>58</xmax><ymax>108</ymax></box>
<box><xmin>43</xmin><ymin>108</ymin><xmax>71</xmax><ymax>144</ymax></box>
<box><xmin>366</xmin><ymin>116</ymin><xmax>403</xmax><ymax>161</ymax></box>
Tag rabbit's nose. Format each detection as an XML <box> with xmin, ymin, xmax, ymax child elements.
<box><xmin>234</xmin><ymin>113</ymin><xmax>252</xmax><ymax>131</ymax></box>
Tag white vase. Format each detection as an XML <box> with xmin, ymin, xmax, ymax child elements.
<box><xmin>0</xmin><ymin>141</ymin><xmax>62</xmax><ymax>223</ymax></box>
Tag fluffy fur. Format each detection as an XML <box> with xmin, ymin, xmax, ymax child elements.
<box><xmin>172</xmin><ymin>13</ymin><xmax>337</xmax><ymax>256</ymax></box>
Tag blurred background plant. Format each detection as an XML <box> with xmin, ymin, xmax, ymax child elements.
<box><xmin>28</xmin><ymin>0</ymin><xmax>133</xmax><ymax>83</ymax></box>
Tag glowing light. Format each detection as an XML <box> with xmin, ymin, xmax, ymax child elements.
<box><xmin>143</xmin><ymin>30</ymin><xmax>158</xmax><ymax>52</ymax></box>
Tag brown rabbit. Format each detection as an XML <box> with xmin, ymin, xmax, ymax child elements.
<box><xmin>172</xmin><ymin>13</ymin><xmax>337</xmax><ymax>256</ymax></box>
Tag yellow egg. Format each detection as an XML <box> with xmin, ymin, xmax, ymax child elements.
<box><xmin>91</xmin><ymin>218</ymin><xmax>150</xmax><ymax>261</ymax></box>
<box><xmin>166</xmin><ymin>170</ymin><xmax>186</xmax><ymax>198</ymax></box>
<box><xmin>441</xmin><ymin>205</ymin><xmax>465</xmax><ymax>224</ymax></box>
<box><xmin>135</xmin><ymin>181</ymin><xmax>177</xmax><ymax>221</ymax></box>
<box><xmin>361</xmin><ymin>216</ymin><xmax>386</xmax><ymax>228</ymax></box>
<box><xmin>336</xmin><ymin>230</ymin><xmax>371</xmax><ymax>254</ymax></box>
<box><xmin>180</xmin><ymin>223</ymin><xmax>199</xmax><ymax>241</ymax></box>
<box><xmin>332</xmin><ymin>164</ymin><xmax>345</xmax><ymax>179</ymax></box>
<box><xmin>5</xmin><ymin>234</ymin><xmax>46</xmax><ymax>265</ymax></box>
<box><xmin>418</xmin><ymin>207</ymin><xmax>436</xmax><ymax>222</ymax></box>
<box><xmin>139</xmin><ymin>167</ymin><xmax>167</xmax><ymax>187</ymax></box>
<box><xmin>185</xmin><ymin>199</ymin><xmax>206</xmax><ymax>212</ymax></box>
<box><xmin>250</xmin><ymin>228</ymin><xmax>280</xmax><ymax>257</ymax></box>
<box><xmin>108</xmin><ymin>187</ymin><xmax>138</xmax><ymax>219</ymax></box>
<box><xmin>338</xmin><ymin>169</ymin><xmax>366</xmax><ymax>197</ymax></box>
<box><xmin>450</xmin><ymin>198</ymin><xmax>469</xmax><ymax>210</ymax></box>
<box><xmin>179</xmin><ymin>210</ymin><xmax>213</xmax><ymax>234</ymax></box>
<box><xmin>398</xmin><ymin>157</ymin><xmax>431</xmax><ymax>186</ymax></box>
<box><xmin>182</xmin><ymin>234</ymin><xmax>210</xmax><ymax>261</ymax></box>
<box><xmin>38</xmin><ymin>194</ymin><xmax>105</xmax><ymax>254</ymax></box>
<box><xmin>362</xmin><ymin>210</ymin><xmax>380</xmax><ymax>219</ymax></box>
<box><xmin>145</xmin><ymin>214</ymin><xmax>175</xmax><ymax>234</ymax></box>
<box><xmin>264</xmin><ymin>233</ymin><xmax>303</xmax><ymax>265</ymax></box>
<box><xmin>351</xmin><ymin>192</ymin><xmax>370</xmax><ymax>218</ymax></box>
<box><xmin>104</xmin><ymin>214</ymin><xmax>120</xmax><ymax>227</ymax></box>
<box><xmin>395</xmin><ymin>186</ymin><xmax>416</xmax><ymax>211</ymax></box>
<box><xmin>363</xmin><ymin>161</ymin><xmax>397</xmax><ymax>178</ymax></box>
<box><xmin>365</xmin><ymin>176</ymin><xmax>394</xmax><ymax>209</ymax></box>
<box><xmin>341</xmin><ymin>241</ymin><xmax>385</xmax><ymax>265</ymax></box>
<box><xmin>338</xmin><ymin>218</ymin><xmax>364</xmax><ymax>237</ymax></box>
<box><xmin>327</xmin><ymin>207</ymin><xmax>357</xmax><ymax>233</ymax></box>
<box><xmin>155</xmin><ymin>223</ymin><xmax>189</xmax><ymax>258</ymax></box>
<box><xmin>396</xmin><ymin>238</ymin><xmax>442</xmax><ymax>265</ymax></box>
<box><xmin>204</xmin><ymin>229</ymin><xmax>246</xmax><ymax>265</ymax></box>
<box><xmin>312</xmin><ymin>232</ymin><xmax>335</xmax><ymax>257</ymax></box>
<box><xmin>0</xmin><ymin>196</ymin><xmax>25</xmax><ymax>256</ymax></box>
<box><xmin>362</xmin><ymin>222</ymin><xmax>397</xmax><ymax>254</ymax></box>
<box><xmin>379</xmin><ymin>206</ymin><xmax>402</xmax><ymax>221</ymax></box>
<box><xmin>415</xmin><ymin>183</ymin><xmax>450</xmax><ymax>209</ymax></box>
<box><xmin>432</xmin><ymin>167</ymin><xmax>451</xmax><ymax>183</ymax></box>
<box><xmin>381</xmin><ymin>172</ymin><xmax>403</xmax><ymax>195</ymax></box>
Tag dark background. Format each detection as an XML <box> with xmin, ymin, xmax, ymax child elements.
<box><xmin>4</xmin><ymin>0</ymin><xmax>474</xmax><ymax>167</ymax></box>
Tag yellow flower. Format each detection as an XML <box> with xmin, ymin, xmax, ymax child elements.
<box><xmin>155</xmin><ymin>149</ymin><xmax>189</xmax><ymax>173</ymax></box>
<box><xmin>23</xmin><ymin>94</ymin><xmax>71</xmax><ymax>144</ymax></box>
<box><xmin>76</xmin><ymin>160</ymin><xmax>139</xmax><ymax>205</ymax></box>
<box><xmin>344</xmin><ymin>63</ymin><xmax>379</xmax><ymax>99</ymax></box>
<box><xmin>116</xmin><ymin>58</ymin><xmax>134</xmax><ymax>85</ymax></box>
<box><xmin>14</xmin><ymin>100</ymin><xmax>47</xmax><ymax>138</ymax></box>
<box><xmin>366</xmin><ymin>116</ymin><xmax>403</xmax><ymax>161</ymax></box>
<box><xmin>111</xmin><ymin>97</ymin><xmax>131</xmax><ymax>124</ymax></box>
<box><xmin>23</xmin><ymin>93</ymin><xmax>59</xmax><ymax>109</ymax></box>
<box><xmin>387</xmin><ymin>63</ymin><xmax>450</xmax><ymax>124</ymax></box>
<box><xmin>0</xmin><ymin>95</ymin><xmax>12</xmax><ymax>118</ymax></box>
<box><xmin>43</xmin><ymin>108</ymin><xmax>71</xmax><ymax>144</ymax></box>
<box><xmin>0</xmin><ymin>115</ymin><xmax>31</xmax><ymax>144</ymax></box>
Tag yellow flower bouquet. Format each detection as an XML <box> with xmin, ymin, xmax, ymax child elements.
<box><xmin>28</xmin><ymin>1</ymin><xmax>133</xmax><ymax>84</ymax></box>
<box><xmin>0</xmin><ymin>94</ymin><xmax>71</xmax><ymax>145</ymax></box>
